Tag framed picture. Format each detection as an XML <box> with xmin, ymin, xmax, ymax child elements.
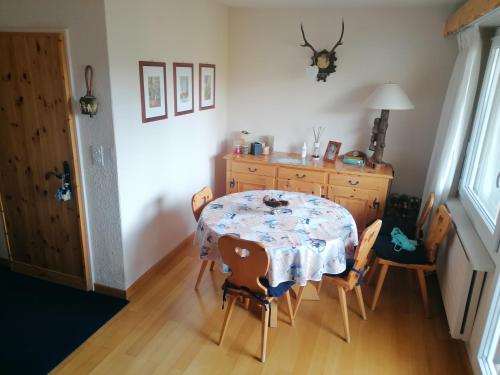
<box><xmin>173</xmin><ymin>63</ymin><xmax>194</xmax><ymax>116</ymax></box>
<box><xmin>199</xmin><ymin>63</ymin><xmax>215</xmax><ymax>110</ymax></box>
<box><xmin>139</xmin><ymin>61</ymin><xmax>167</xmax><ymax>123</ymax></box>
<box><xmin>324</xmin><ymin>141</ymin><xmax>342</xmax><ymax>163</ymax></box>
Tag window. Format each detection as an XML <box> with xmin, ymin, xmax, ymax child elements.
<box><xmin>459</xmin><ymin>32</ymin><xmax>500</xmax><ymax>254</ymax></box>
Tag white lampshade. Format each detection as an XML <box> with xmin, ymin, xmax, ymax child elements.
<box><xmin>365</xmin><ymin>83</ymin><xmax>414</xmax><ymax>110</ymax></box>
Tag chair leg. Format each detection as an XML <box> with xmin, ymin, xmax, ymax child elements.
<box><xmin>284</xmin><ymin>291</ymin><xmax>295</xmax><ymax>326</ymax></box>
<box><xmin>355</xmin><ymin>285</ymin><xmax>367</xmax><ymax>320</ymax></box>
<box><xmin>371</xmin><ymin>263</ymin><xmax>389</xmax><ymax>311</ymax></box>
<box><xmin>416</xmin><ymin>269</ymin><xmax>431</xmax><ymax>318</ymax></box>
<box><xmin>209</xmin><ymin>260</ymin><xmax>215</xmax><ymax>271</ymax></box>
<box><xmin>294</xmin><ymin>286</ymin><xmax>306</xmax><ymax>318</ymax></box>
<box><xmin>195</xmin><ymin>260</ymin><xmax>209</xmax><ymax>291</ymax></box>
<box><xmin>219</xmin><ymin>295</ymin><xmax>236</xmax><ymax>345</ymax></box>
<box><xmin>365</xmin><ymin>256</ymin><xmax>379</xmax><ymax>285</ymax></box>
<box><xmin>337</xmin><ymin>286</ymin><xmax>350</xmax><ymax>343</ymax></box>
<box><xmin>260</xmin><ymin>305</ymin><xmax>270</xmax><ymax>362</ymax></box>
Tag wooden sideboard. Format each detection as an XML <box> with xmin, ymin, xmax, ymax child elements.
<box><xmin>224</xmin><ymin>153</ymin><xmax>394</xmax><ymax>231</ymax></box>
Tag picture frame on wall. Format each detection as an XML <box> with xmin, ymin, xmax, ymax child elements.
<box><xmin>173</xmin><ymin>63</ymin><xmax>194</xmax><ymax>116</ymax></box>
<box><xmin>199</xmin><ymin>63</ymin><xmax>215</xmax><ymax>110</ymax></box>
<box><xmin>324</xmin><ymin>141</ymin><xmax>342</xmax><ymax>163</ymax></box>
<box><xmin>139</xmin><ymin>61</ymin><xmax>167</xmax><ymax>123</ymax></box>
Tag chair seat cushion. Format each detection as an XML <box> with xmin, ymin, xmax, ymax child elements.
<box><xmin>374</xmin><ymin>233</ymin><xmax>429</xmax><ymax>265</ymax></box>
<box><xmin>259</xmin><ymin>278</ymin><xmax>295</xmax><ymax>297</ymax></box>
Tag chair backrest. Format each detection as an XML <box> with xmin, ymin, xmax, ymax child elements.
<box><xmin>424</xmin><ymin>204</ymin><xmax>452</xmax><ymax>264</ymax></box>
<box><xmin>415</xmin><ymin>192</ymin><xmax>435</xmax><ymax>240</ymax></box>
<box><xmin>346</xmin><ymin>219</ymin><xmax>382</xmax><ymax>288</ymax></box>
<box><xmin>191</xmin><ymin>186</ymin><xmax>214</xmax><ymax>221</ymax></box>
<box><xmin>218</xmin><ymin>235</ymin><xmax>270</xmax><ymax>295</ymax></box>
<box><xmin>286</xmin><ymin>180</ymin><xmax>322</xmax><ymax>196</ymax></box>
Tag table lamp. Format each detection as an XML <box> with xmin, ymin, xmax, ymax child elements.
<box><xmin>365</xmin><ymin>83</ymin><xmax>414</xmax><ymax>169</ymax></box>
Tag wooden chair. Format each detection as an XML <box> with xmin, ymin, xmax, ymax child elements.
<box><xmin>192</xmin><ymin>186</ymin><xmax>216</xmax><ymax>290</ymax></box>
<box><xmin>370</xmin><ymin>204</ymin><xmax>452</xmax><ymax>318</ymax></box>
<box><xmin>294</xmin><ymin>219</ymin><xmax>382</xmax><ymax>343</ymax></box>
<box><xmin>414</xmin><ymin>192</ymin><xmax>435</xmax><ymax>241</ymax></box>
<box><xmin>217</xmin><ymin>235</ymin><xmax>295</xmax><ymax>362</ymax></box>
<box><xmin>366</xmin><ymin>192</ymin><xmax>435</xmax><ymax>285</ymax></box>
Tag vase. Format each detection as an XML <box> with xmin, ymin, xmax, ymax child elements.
<box><xmin>312</xmin><ymin>142</ymin><xmax>321</xmax><ymax>160</ymax></box>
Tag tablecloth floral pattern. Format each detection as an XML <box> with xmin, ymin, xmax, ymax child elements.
<box><xmin>195</xmin><ymin>190</ymin><xmax>358</xmax><ymax>287</ymax></box>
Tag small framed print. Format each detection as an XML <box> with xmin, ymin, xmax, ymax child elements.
<box><xmin>139</xmin><ymin>61</ymin><xmax>167</xmax><ymax>123</ymax></box>
<box><xmin>324</xmin><ymin>141</ymin><xmax>342</xmax><ymax>163</ymax></box>
<box><xmin>173</xmin><ymin>63</ymin><xmax>194</xmax><ymax>116</ymax></box>
<box><xmin>199</xmin><ymin>63</ymin><xmax>215</xmax><ymax>110</ymax></box>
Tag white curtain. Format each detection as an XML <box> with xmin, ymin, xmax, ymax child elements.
<box><xmin>421</xmin><ymin>26</ymin><xmax>482</xmax><ymax>208</ymax></box>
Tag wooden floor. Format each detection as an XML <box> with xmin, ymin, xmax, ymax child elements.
<box><xmin>52</xmin><ymin>241</ymin><xmax>472</xmax><ymax>375</ymax></box>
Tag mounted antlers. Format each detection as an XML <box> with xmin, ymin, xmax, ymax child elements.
<box><xmin>330</xmin><ymin>19</ymin><xmax>345</xmax><ymax>53</ymax></box>
<box><xmin>300</xmin><ymin>23</ymin><xmax>317</xmax><ymax>54</ymax></box>
<box><xmin>300</xmin><ymin>19</ymin><xmax>346</xmax><ymax>82</ymax></box>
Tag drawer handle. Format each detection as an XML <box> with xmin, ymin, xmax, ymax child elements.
<box><xmin>295</xmin><ymin>174</ymin><xmax>306</xmax><ymax>179</ymax></box>
<box><xmin>372</xmin><ymin>198</ymin><xmax>380</xmax><ymax>209</ymax></box>
<box><xmin>248</xmin><ymin>167</ymin><xmax>258</xmax><ymax>172</ymax></box>
<box><xmin>348</xmin><ymin>180</ymin><xmax>359</xmax><ymax>186</ymax></box>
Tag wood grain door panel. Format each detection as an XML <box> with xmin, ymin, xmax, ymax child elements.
<box><xmin>232</xmin><ymin>173</ymin><xmax>275</xmax><ymax>192</ymax></box>
<box><xmin>0</xmin><ymin>33</ymin><xmax>87</xmax><ymax>287</ymax></box>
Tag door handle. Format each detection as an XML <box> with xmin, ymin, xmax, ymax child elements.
<box><xmin>372</xmin><ymin>198</ymin><xmax>380</xmax><ymax>209</ymax></box>
<box><xmin>229</xmin><ymin>178</ymin><xmax>235</xmax><ymax>189</ymax></box>
<box><xmin>496</xmin><ymin>171</ymin><xmax>500</xmax><ymax>188</ymax></box>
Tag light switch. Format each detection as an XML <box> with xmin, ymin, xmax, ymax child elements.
<box><xmin>91</xmin><ymin>145</ymin><xmax>104</xmax><ymax>167</ymax></box>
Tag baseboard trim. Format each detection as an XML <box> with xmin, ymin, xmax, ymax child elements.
<box><xmin>94</xmin><ymin>283</ymin><xmax>127</xmax><ymax>300</ymax></box>
<box><xmin>125</xmin><ymin>232</ymin><xmax>195</xmax><ymax>300</ymax></box>
<box><xmin>11</xmin><ymin>261</ymin><xmax>87</xmax><ymax>290</ymax></box>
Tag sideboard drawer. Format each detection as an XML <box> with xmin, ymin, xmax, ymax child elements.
<box><xmin>232</xmin><ymin>162</ymin><xmax>276</xmax><ymax>177</ymax></box>
<box><xmin>278</xmin><ymin>167</ymin><xmax>327</xmax><ymax>184</ymax></box>
<box><xmin>329</xmin><ymin>173</ymin><xmax>380</xmax><ymax>189</ymax></box>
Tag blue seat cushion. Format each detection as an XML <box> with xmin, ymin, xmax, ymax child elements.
<box><xmin>374</xmin><ymin>233</ymin><xmax>429</xmax><ymax>265</ymax></box>
<box><xmin>324</xmin><ymin>257</ymin><xmax>355</xmax><ymax>278</ymax></box>
<box><xmin>259</xmin><ymin>278</ymin><xmax>295</xmax><ymax>297</ymax></box>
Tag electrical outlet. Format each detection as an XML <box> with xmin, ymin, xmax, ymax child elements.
<box><xmin>91</xmin><ymin>145</ymin><xmax>104</xmax><ymax>167</ymax></box>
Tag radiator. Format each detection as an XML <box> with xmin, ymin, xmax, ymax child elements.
<box><xmin>436</xmin><ymin>200</ymin><xmax>494</xmax><ymax>340</ymax></box>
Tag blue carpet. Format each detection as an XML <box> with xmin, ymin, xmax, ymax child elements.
<box><xmin>0</xmin><ymin>267</ymin><xmax>127</xmax><ymax>374</ymax></box>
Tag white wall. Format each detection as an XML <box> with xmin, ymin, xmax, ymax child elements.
<box><xmin>104</xmin><ymin>0</ymin><xmax>229</xmax><ymax>288</ymax></box>
<box><xmin>228</xmin><ymin>6</ymin><xmax>457</xmax><ymax>197</ymax></box>
<box><xmin>0</xmin><ymin>0</ymin><xmax>125</xmax><ymax>288</ymax></box>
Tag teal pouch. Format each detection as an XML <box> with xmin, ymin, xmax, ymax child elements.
<box><xmin>391</xmin><ymin>227</ymin><xmax>417</xmax><ymax>252</ymax></box>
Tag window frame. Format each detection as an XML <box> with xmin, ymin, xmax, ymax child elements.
<box><xmin>459</xmin><ymin>33</ymin><xmax>500</xmax><ymax>255</ymax></box>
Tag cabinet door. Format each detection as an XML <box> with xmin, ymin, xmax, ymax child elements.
<box><xmin>277</xmin><ymin>179</ymin><xmax>323</xmax><ymax>197</ymax></box>
<box><xmin>328</xmin><ymin>186</ymin><xmax>379</xmax><ymax>230</ymax></box>
<box><xmin>230</xmin><ymin>173</ymin><xmax>275</xmax><ymax>193</ymax></box>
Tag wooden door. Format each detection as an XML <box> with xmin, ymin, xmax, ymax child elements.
<box><xmin>328</xmin><ymin>186</ymin><xmax>379</xmax><ymax>231</ymax></box>
<box><xmin>0</xmin><ymin>32</ymin><xmax>89</xmax><ymax>289</ymax></box>
<box><xmin>230</xmin><ymin>173</ymin><xmax>275</xmax><ymax>193</ymax></box>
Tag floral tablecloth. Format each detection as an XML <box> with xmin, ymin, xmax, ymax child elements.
<box><xmin>195</xmin><ymin>190</ymin><xmax>358</xmax><ymax>287</ymax></box>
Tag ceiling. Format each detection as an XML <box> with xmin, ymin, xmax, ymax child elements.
<box><xmin>217</xmin><ymin>0</ymin><xmax>463</xmax><ymax>7</ymax></box>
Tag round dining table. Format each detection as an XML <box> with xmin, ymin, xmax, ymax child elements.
<box><xmin>195</xmin><ymin>190</ymin><xmax>358</xmax><ymax>288</ymax></box>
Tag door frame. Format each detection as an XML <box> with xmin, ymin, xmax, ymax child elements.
<box><xmin>0</xmin><ymin>30</ymin><xmax>92</xmax><ymax>290</ymax></box>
